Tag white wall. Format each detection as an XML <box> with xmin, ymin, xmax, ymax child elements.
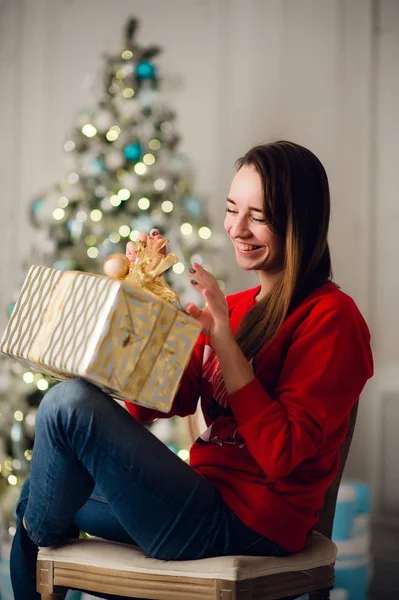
<box><xmin>0</xmin><ymin>0</ymin><xmax>398</xmax><ymax>514</ymax></box>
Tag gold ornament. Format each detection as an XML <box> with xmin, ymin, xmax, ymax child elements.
<box><xmin>103</xmin><ymin>238</ymin><xmax>180</xmax><ymax>305</ymax></box>
<box><xmin>103</xmin><ymin>253</ymin><xmax>130</xmax><ymax>279</ymax></box>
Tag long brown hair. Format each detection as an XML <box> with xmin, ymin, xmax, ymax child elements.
<box><xmin>235</xmin><ymin>141</ymin><xmax>332</xmax><ymax>359</ymax></box>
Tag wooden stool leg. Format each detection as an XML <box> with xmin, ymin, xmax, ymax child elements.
<box><xmin>36</xmin><ymin>559</ymin><xmax>67</xmax><ymax>599</ymax></box>
<box><xmin>309</xmin><ymin>588</ymin><xmax>332</xmax><ymax>599</ymax></box>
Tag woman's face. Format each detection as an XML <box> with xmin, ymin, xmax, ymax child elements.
<box><xmin>224</xmin><ymin>165</ymin><xmax>285</xmax><ymax>274</ymax></box>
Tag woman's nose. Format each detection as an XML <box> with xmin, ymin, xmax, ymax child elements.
<box><xmin>230</xmin><ymin>216</ymin><xmax>251</xmax><ymax>237</ymax></box>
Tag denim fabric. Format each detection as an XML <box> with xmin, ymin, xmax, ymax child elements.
<box><xmin>10</xmin><ymin>378</ymin><xmax>289</xmax><ymax>599</ymax></box>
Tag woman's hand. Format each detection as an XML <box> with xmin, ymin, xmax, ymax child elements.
<box><xmin>126</xmin><ymin>229</ymin><xmax>167</xmax><ymax>266</ymax></box>
<box><xmin>186</xmin><ymin>263</ymin><xmax>234</xmax><ymax>351</ymax></box>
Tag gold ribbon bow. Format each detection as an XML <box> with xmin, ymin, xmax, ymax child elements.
<box><xmin>104</xmin><ymin>239</ymin><xmax>180</xmax><ymax>305</ymax></box>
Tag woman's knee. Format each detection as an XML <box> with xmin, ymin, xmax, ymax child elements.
<box><xmin>37</xmin><ymin>378</ymin><xmax>99</xmax><ymax>424</ymax></box>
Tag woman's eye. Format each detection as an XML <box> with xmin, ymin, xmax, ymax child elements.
<box><xmin>225</xmin><ymin>208</ymin><xmax>238</xmax><ymax>215</ymax></box>
<box><xmin>251</xmin><ymin>215</ymin><xmax>266</xmax><ymax>223</ymax></box>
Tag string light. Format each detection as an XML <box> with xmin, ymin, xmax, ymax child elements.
<box><xmin>106</xmin><ymin>126</ymin><xmax>120</xmax><ymax>141</ymax></box>
<box><xmin>82</xmin><ymin>124</ymin><xmax>97</xmax><ymax>138</ymax></box>
<box><xmin>24</xmin><ymin>450</ymin><xmax>32</xmax><ymax>461</ymax></box>
<box><xmin>122</xmin><ymin>50</ymin><xmax>133</xmax><ymax>60</ymax></box>
<box><xmin>172</xmin><ymin>262</ymin><xmax>185</xmax><ymax>275</ymax></box>
<box><xmin>14</xmin><ymin>411</ymin><xmax>23</xmax><ymax>422</ymax></box>
<box><xmin>122</xmin><ymin>88</ymin><xmax>135</xmax><ymax>99</ymax></box>
<box><xmin>119</xmin><ymin>225</ymin><xmax>130</xmax><ymax>237</ymax></box>
<box><xmin>53</xmin><ymin>208</ymin><xmax>65</xmax><ymax>221</ymax></box>
<box><xmin>177</xmin><ymin>449</ymin><xmax>189</xmax><ymax>461</ymax></box>
<box><xmin>106</xmin><ymin>130</ymin><xmax>119</xmax><ymax>141</ymax></box>
<box><xmin>176</xmin><ymin>180</ymin><xmax>188</xmax><ymax>192</ymax></box>
<box><xmin>161</xmin><ymin>201</ymin><xmax>173</xmax><ymax>213</ymax></box>
<box><xmin>8</xmin><ymin>475</ymin><xmax>17</xmax><ymax>486</ymax></box>
<box><xmin>90</xmin><ymin>209</ymin><xmax>102</xmax><ymax>222</ymax></box>
<box><xmin>68</xmin><ymin>173</ymin><xmax>79</xmax><ymax>184</ymax></box>
<box><xmin>25</xmin><ymin>413</ymin><xmax>35</xmax><ymax>427</ymax></box>
<box><xmin>110</xmin><ymin>195</ymin><xmax>121</xmax><ymax>207</ymax></box>
<box><xmin>64</xmin><ymin>140</ymin><xmax>75</xmax><ymax>152</ymax></box>
<box><xmin>198</xmin><ymin>226</ymin><xmax>212</xmax><ymax>239</ymax></box>
<box><xmin>23</xmin><ymin>372</ymin><xmax>34</xmax><ymax>384</ymax></box>
<box><xmin>85</xmin><ymin>234</ymin><xmax>97</xmax><ymax>246</ymax></box>
<box><xmin>58</xmin><ymin>196</ymin><xmax>69</xmax><ymax>208</ymax></box>
<box><xmin>138</xmin><ymin>197</ymin><xmax>150</xmax><ymax>210</ymax></box>
<box><xmin>118</xmin><ymin>188</ymin><xmax>130</xmax><ymax>200</ymax></box>
<box><xmin>143</xmin><ymin>153</ymin><xmax>155</xmax><ymax>165</ymax></box>
<box><xmin>154</xmin><ymin>178</ymin><xmax>166</xmax><ymax>191</ymax></box>
<box><xmin>129</xmin><ymin>230</ymin><xmax>139</xmax><ymax>241</ymax></box>
<box><xmin>109</xmin><ymin>232</ymin><xmax>121</xmax><ymax>243</ymax></box>
<box><xmin>87</xmin><ymin>247</ymin><xmax>99</xmax><ymax>259</ymax></box>
<box><xmin>134</xmin><ymin>162</ymin><xmax>147</xmax><ymax>175</ymax></box>
<box><xmin>180</xmin><ymin>223</ymin><xmax>193</xmax><ymax>236</ymax></box>
<box><xmin>37</xmin><ymin>379</ymin><xmax>49</xmax><ymax>391</ymax></box>
<box><xmin>76</xmin><ymin>211</ymin><xmax>88</xmax><ymax>222</ymax></box>
<box><xmin>149</xmin><ymin>139</ymin><xmax>161</xmax><ymax>150</ymax></box>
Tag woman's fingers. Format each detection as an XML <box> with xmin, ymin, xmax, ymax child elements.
<box><xmin>151</xmin><ymin>234</ymin><xmax>167</xmax><ymax>256</ymax></box>
<box><xmin>189</xmin><ymin>263</ymin><xmax>222</xmax><ymax>300</ymax></box>
<box><xmin>185</xmin><ymin>303</ymin><xmax>202</xmax><ymax>319</ymax></box>
<box><xmin>138</xmin><ymin>232</ymin><xmax>148</xmax><ymax>246</ymax></box>
<box><xmin>126</xmin><ymin>230</ymin><xmax>167</xmax><ymax>264</ymax></box>
<box><xmin>191</xmin><ymin>263</ymin><xmax>218</xmax><ymax>289</ymax></box>
<box><xmin>126</xmin><ymin>241</ymin><xmax>137</xmax><ymax>264</ymax></box>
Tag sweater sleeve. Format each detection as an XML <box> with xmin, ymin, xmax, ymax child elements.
<box><xmin>125</xmin><ymin>333</ymin><xmax>205</xmax><ymax>422</ymax></box>
<box><xmin>227</xmin><ymin>298</ymin><xmax>373</xmax><ymax>480</ymax></box>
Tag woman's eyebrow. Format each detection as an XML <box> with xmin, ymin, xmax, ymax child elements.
<box><xmin>226</xmin><ymin>198</ymin><xmax>264</xmax><ymax>213</ymax></box>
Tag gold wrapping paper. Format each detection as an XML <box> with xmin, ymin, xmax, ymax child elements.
<box><xmin>0</xmin><ymin>265</ymin><xmax>201</xmax><ymax>412</ymax></box>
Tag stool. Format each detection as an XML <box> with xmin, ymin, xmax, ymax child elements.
<box><xmin>37</xmin><ymin>531</ymin><xmax>336</xmax><ymax>599</ymax></box>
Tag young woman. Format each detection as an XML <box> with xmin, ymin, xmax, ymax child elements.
<box><xmin>10</xmin><ymin>141</ymin><xmax>373</xmax><ymax>599</ymax></box>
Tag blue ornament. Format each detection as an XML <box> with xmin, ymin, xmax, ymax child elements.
<box><xmin>89</xmin><ymin>158</ymin><xmax>105</xmax><ymax>175</ymax></box>
<box><xmin>32</xmin><ymin>199</ymin><xmax>43</xmax><ymax>215</ymax></box>
<box><xmin>7</xmin><ymin>302</ymin><xmax>15</xmax><ymax>317</ymax></box>
<box><xmin>124</xmin><ymin>143</ymin><xmax>142</xmax><ymax>162</ymax></box>
<box><xmin>136</xmin><ymin>61</ymin><xmax>156</xmax><ymax>80</ymax></box>
<box><xmin>183</xmin><ymin>196</ymin><xmax>202</xmax><ymax>219</ymax></box>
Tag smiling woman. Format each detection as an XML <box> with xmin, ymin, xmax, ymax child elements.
<box><xmin>10</xmin><ymin>141</ymin><xmax>373</xmax><ymax>600</ymax></box>
<box><xmin>228</xmin><ymin>142</ymin><xmax>332</xmax><ymax>357</ymax></box>
<box><xmin>224</xmin><ymin>166</ymin><xmax>285</xmax><ymax>289</ymax></box>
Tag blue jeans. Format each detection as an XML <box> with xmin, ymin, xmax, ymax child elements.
<box><xmin>10</xmin><ymin>378</ymin><xmax>289</xmax><ymax>599</ymax></box>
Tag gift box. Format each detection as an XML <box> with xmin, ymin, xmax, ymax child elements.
<box><xmin>0</xmin><ymin>262</ymin><xmax>201</xmax><ymax>412</ymax></box>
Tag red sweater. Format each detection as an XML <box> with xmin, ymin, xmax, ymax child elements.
<box><xmin>126</xmin><ymin>283</ymin><xmax>373</xmax><ymax>552</ymax></box>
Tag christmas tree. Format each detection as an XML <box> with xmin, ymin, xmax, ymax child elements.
<box><xmin>0</xmin><ymin>17</ymin><xmax>224</xmax><ymax>541</ymax></box>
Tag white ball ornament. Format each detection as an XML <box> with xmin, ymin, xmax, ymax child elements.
<box><xmin>93</xmin><ymin>110</ymin><xmax>113</xmax><ymax>133</ymax></box>
<box><xmin>119</xmin><ymin>172</ymin><xmax>139</xmax><ymax>192</ymax></box>
<box><xmin>104</xmin><ymin>151</ymin><xmax>125</xmax><ymax>171</ymax></box>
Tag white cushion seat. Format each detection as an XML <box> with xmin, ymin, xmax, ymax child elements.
<box><xmin>38</xmin><ymin>531</ymin><xmax>336</xmax><ymax>581</ymax></box>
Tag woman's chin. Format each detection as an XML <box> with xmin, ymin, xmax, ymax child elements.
<box><xmin>235</xmin><ymin>255</ymin><xmax>263</xmax><ymax>271</ymax></box>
